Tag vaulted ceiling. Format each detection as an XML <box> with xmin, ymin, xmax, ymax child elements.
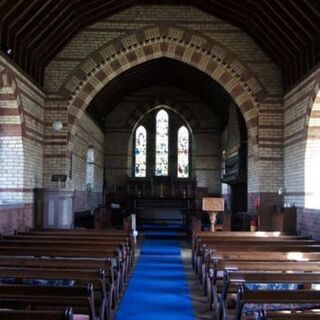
<box><xmin>0</xmin><ymin>0</ymin><xmax>319</xmax><ymax>89</ymax></box>
<box><xmin>87</xmin><ymin>58</ymin><xmax>232</xmax><ymax>128</ymax></box>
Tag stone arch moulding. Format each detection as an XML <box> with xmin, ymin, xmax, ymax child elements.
<box><xmin>0</xmin><ymin>63</ymin><xmax>26</xmax><ymax>136</ymax></box>
<box><xmin>125</xmin><ymin>97</ymin><xmax>200</xmax><ymax>133</ymax></box>
<box><xmin>60</xmin><ymin>25</ymin><xmax>268</xmax><ymax>150</ymax></box>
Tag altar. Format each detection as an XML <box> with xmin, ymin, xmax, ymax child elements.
<box><xmin>133</xmin><ymin>197</ymin><xmax>192</xmax><ymax>226</ymax></box>
<box><xmin>127</xmin><ymin>176</ymin><xmax>196</xmax><ymax>199</ymax></box>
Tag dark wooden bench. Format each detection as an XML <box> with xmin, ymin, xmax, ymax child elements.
<box><xmin>14</xmin><ymin>231</ymin><xmax>135</xmax><ymax>272</ymax></box>
<box><xmin>197</xmin><ymin>242</ymin><xmax>320</xmax><ymax>285</ymax></box>
<box><xmin>192</xmin><ymin>233</ymin><xmax>320</xmax><ymax>320</ymax></box>
<box><xmin>205</xmin><ymin>250</ymin><xmax>320</xmax><ymax>302</ymax></box>
<box><xmin>0</xmin><ymin>284</ymin><xmax>96</xmax><ymax>319</ymax></box>
<box><xmin>192</xmin><ymin>232</ymin><xmax>307</xmax><ymax>259</ymax></box>
<box><xmin>207</xmin><ymin>259</ymin><xmax>320</xmax><ymax>316</ymax></box>
<box><xmin>192</xmin><ymin>235</ymin><xmax>311</xmax><ymax>271</ymax></box>
<box><xmin>0</xmin><ymin>267</ymin><xmax>106</xmax><ymax>320</ymax></box>
<box><xmin>0</xmin><ymin>307</ymin><xmax>73</xmax><ymax>320</ymax></box>
<box><xmin>258</xmin><ymin>310</ymin><xmax>320</xmax><ymax>319</ymax></box>
<box><xmin>22</xmin><ymin>229</ymin><xmax>130</xmax><ymax>236</ymax></box>
<box><xmin>0</xmin><ymin>239</ymin><xmax>128</xmax><ymax>271</ymax></box>
<box><xmin>0</xmin><ymin>242</ymin><xmax>130</xmax><ymax>297</ymax></box>
<box><xmin>0</xmin><ymin>256</ymin><xmax>117</xmax><ymax>315</ymax></box>
<box><xmin>234</xmin><ymin>285</ymin><xmax>320</xmax><ymax>320</ymax></box>
<box><xmin>220</xmin><ymin>271</ymin><xmax>320</xmax><ymax>320</ymax></box>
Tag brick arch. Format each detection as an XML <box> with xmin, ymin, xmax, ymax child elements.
<box><xmin>125</xmin><ymin>97</ymin><xmax>200</xmax><ymax>132</ymax></box>
<box><xmin>305</xmin><ymin>80</ymin><xmax>320</xmax><ymax>137</ymax></box>
<box><xmin>62</xmin><ymin>25</ymin><xmax>266</xmax><ymax>150</ymax></box>
<box><xmin>0</xmin><ymin>64</ymin><xmax>25</xmax><ymax>136</ymax></box>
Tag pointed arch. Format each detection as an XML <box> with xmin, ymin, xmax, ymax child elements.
<box><xmin>62</xmin><ymin>25</ymin><xmax>263</xmax><ymax>149</ymax></box>
<box><xmin>177</xmin><ymin>126</ymin><xmax>189</xmax><ymax>178</ymax></box>
<box><xmin>60</xmin><ymin>25</ymin><xmax>267</xmax><ymax>208</ymax></box>
<box><xmin>155</xmin><ymin>109</ymin><xmax>169</xmax><ymax>176</ymax></box>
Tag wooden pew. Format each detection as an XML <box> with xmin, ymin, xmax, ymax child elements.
<box><xmin>13</xmin><ymin>231</ymin><xmax>135</xmax><ymax>271</ymax></box>
<box><xmin>0</xmin><ymin>240</ymin><xmax>127</xmax><ymax>268</ymax></box>
<box><xmin>0</xmin><ymin>308</ymin><xmax>73</xmax><ymax>320</ymax></box>
<box><xmin>194</xmin><ymin>231</ymin><xmax>298</xmax><ymax>238</ymax></box>
<box><xmin>17</xmin><ymin>229</ymin><xmax>134</xmax><ymax>259</ymax></box>
<box><xmin>192</xmin><ymin>231</ymin><xmax>307</xmax><ymax>254</ymax></box>
<box><xmin>0</xmin><ymin>267</ymin><xmax>107</xmax><ymax>320</ymax></box>
<box><xmin>220</xmin><ymin>271</ymin><xmax>320</xmax><ymax>320</ymax></box>
<box><xmin>207</xmin><ymin>251</ymin><xmax>320</xmax><ymax>299</ymax></box>
<box><xmin>0</xmin><ymin>242</ymin><xmax>130</xmax><ymax>299</ymax></box>
<box><xmin>204</xmin><ymin>250</ymin><xmax>320</xmax><ymax>295</ymax></box>
<box><xmin>212</xmin><ymin>251</ymin><xmax>320</xmax><ymax>261</ymax></box>
<box><xmin>0</xmin><ymin>229</ymin><xmax>134</xmax><ymax>319</ymax></box>
<box><xmin>0</xmin><ymin>256</ymin><xmax>117</xmax><ymax>314</ymax></box>
<box><xmin>258</xmin><ymin>310</ymin><xmax>320</xmax><ymax>319</ymax></box>
<box><xmin>0</xmin><ymin>241</ymin><xmax>128</xmax><ymax>295</ymax></box>
<box><xmin>195</xmin><ymin>239</ymin><xmax>317</xmax><ymax>270</ymax></box>
<box><xmin>192</xmin><ymin>234</ymin><xmax>310</xmax><ymax>270</ymax></box>
<box><xmin>0</xmin><ymin>284</ymin><xmax>96</xmax><ymax>320</ymax></box>
<box><xmin>193</xmin><ymin>233</ymin><xmax>320</xmax><ymax>320</ymax></box>
<box><xmin>197</xmin><ymin>241</ymin><xmax>320</xmax><ymax>283</ymax></box>
<box><xmin>234</xmin><ymin>285</ymin><xmax>320</xmax><ymax>320</ymax></box>
<box><xmin>22</xmin><ymin>229</ymin><xmax>130</xmax><ymax>236</ymax></box>
<box><xmin>207</xmin><ymin>259</ymin><xmax>320</xmax><ymax>316</ymax></box>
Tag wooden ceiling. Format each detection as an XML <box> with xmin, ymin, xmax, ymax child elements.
<box><xmin>0</xmin><ymin>0</ymin><xmax>319</xmax><ymax>89</ymax></box>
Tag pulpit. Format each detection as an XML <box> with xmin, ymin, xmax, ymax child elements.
<box><xmin>35</xmin><ymin>188</ymin><xmax>75</xmax><ymax>229</ymax></box>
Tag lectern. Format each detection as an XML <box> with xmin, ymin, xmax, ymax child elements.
<box><xmin>202</xmin><ymin>197</ymin><xmax>224</xmax><ymax>232</ymax></box>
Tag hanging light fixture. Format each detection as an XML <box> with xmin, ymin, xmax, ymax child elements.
<box><xmin>52</xmin><ymin>120</ymin><xmax>63</xmax><ymax>131</ymax></box>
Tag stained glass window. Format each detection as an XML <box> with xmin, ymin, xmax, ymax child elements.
<box><xmin>177</xmin><ymin>126</ymin><xmax>189</xmax><ymax>178</ymax></box>
<box><xmin>135</xmin><ymin>126</ymin><xmax>147</xmax><ymax>177</ymax></box>
<box><xmin>155</xmin><ymin>109</ymin><xmax>169</xmax><ymax>176</ymax></box>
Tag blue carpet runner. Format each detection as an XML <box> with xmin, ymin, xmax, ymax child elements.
<box><xmin>115</xmin><ymin>236</ymin><xmax>195</xmax><ymax>319</ymax></box>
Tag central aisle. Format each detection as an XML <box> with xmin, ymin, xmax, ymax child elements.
<box><xmin>115</xmin><ymin>235</ymin><xmax>195</xmax><ymax>320</ymax></box>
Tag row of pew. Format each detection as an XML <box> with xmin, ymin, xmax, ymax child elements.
<box><xmin>0</xmin><ymin>228</ymin><xmax>134</xmax><ymax>320</ymax></box>
<box><xmin>192</xmin><ymin>231</ymin><xmax>320</xmax><ymax>320</ymax></box>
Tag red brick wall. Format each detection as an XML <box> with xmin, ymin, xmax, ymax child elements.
<box><xmin>0</xmin><ymin>203</ymin><xmax>33</xmax><ymax>234</ymax></box>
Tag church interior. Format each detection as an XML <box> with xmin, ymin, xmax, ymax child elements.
<box><xmin>0</xmin><ymin>0</ymin><xmax>320</xmax><ymax>319</ymax></box>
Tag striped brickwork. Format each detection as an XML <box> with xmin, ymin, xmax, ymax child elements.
<box><xmin>0</xmin><ymin>54</ymin><xmax>44</xmax><ymax>233</ymax></box>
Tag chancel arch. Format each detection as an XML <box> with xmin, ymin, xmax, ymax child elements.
<box><xmin>61</xmin><ymin>26</ymin><xmax>270</xmax><ymax>209</ymax></box>
<box><xmin>63</xmin><ymin>26</ymin><xmax>262</xmax><ymax>142</ymax></box>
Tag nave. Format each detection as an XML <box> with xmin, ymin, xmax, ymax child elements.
<box><xmin>1</xmin><ymin>222</ymin><xmax>320</xmax><ymax>319</ymax></box>
<box><xmin>116</xmin><ymin>227</ymin><xmax>196</xmax><ymax>320</ymax></box>
<box><xmin>115</xmin><ymin>223</ymin><xmax>320</xmax><ymax>320</ymax></box>
<box><xmin>1</xmin><ymin>1</ymin><xmax>320</xmax><ymax>319</ymax></box>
